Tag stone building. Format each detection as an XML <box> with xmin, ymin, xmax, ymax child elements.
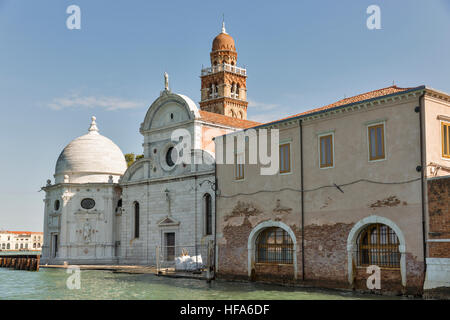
<box><xmin>0</xmin><ymin>231</ymin><xmax>43</xmax><ymax>251</ymax></box>
<box><xmin>214</xmin><ymin>85</ymin><xmax>450</xmax><ymax>295</ymax></box>
<box><xmin>41</xmin><ymin>117</ymin><xmax>127</xmax><ymax>264</ymax></box>
<box><xmin>41</xmin><ymin>23</ymin><xmax>258</xmax><ymax>265</ymax></box>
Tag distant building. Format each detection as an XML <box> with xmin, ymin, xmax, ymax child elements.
<box><xmin>0</xmin><ymin>231</ymin><xmax>43</xmax><ymax>251</ymax></box>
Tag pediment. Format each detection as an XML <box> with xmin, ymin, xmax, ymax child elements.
<box><xmin>157</xmin><ymin>216</ymin><xmax>180</xmax><ymax>227</ymax></box>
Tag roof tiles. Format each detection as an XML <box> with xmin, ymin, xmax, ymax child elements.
<box><xmin>199</xmin><ymin>110</ymin><xmax>261</xmax><ymax>129</ymax></box>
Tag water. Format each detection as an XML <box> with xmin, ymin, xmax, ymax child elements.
<box><xmin>0</xmin><ymin>268</ymin><xmax>400</xmax><ymax>300</ymax></box>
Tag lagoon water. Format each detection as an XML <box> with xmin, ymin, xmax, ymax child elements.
<box><xmin>0</xmin><ymin>268</ymin><xmax>401</xmax><ymax>300</ymax></box>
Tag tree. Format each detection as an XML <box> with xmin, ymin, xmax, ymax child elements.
<box><xmin>125</xmin><ymin>153</ymin><xmax>135</xmax><ymax>168</ymax></box>
<box><xmin>125</xmin><ymin>153</ymin><xmax>144</xmax><ymax>167</ymax></box>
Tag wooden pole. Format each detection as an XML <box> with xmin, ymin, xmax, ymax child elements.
<box><xmin>0</xmin><ymin>255</ymin><xmax>40</xmax><ymax>271</ymax></box>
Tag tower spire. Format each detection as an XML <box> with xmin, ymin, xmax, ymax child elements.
<box><xmin>221</xmin><ymin>14</ymin><xmax>227</xmax><ymax>34</ymax></box>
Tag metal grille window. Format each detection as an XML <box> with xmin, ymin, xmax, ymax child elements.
<box><xmin>81</xmin><ymin>198</ymin><xmax>95</xmax><ymax>210</ymax></box>
<box><xmin>204</xmin><ymin>194</ymin><xmax>212</xmax><ymax>235</ymax></box>
<box><xmin>256</xmin><ymin>227</ymin><xmax>293</xmax><ymax>264</ymax></box>
<box><xmin>356</xmin><ymin>224</ymin><xmax>400</xmax><ymax>268</ymax></box>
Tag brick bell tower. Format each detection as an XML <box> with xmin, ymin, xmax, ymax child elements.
<box><xmin>200</xmin><ymin>22</ymin><xmax>248</xmax><ymax>119</ymax></box>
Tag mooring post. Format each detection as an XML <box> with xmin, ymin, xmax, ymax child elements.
<box><xmin>206</xmin><ymin>240</ymin><xmax>214</xmax><ymax>282</ymax></box>
<box><xmin>36</xmin><ymin>255</ymin><xmax>40</xmax><ymax>271</ymax></box>
<box><xmin>156</xmin><ymin>246</ymin><xmax>160</xmax><ymax>275</ymax></box>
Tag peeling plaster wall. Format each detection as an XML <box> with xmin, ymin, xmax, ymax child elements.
<box><xmin>216</xmin><ymin>94</ymin><xmax>427</xmax><ymax>293</ymax></box>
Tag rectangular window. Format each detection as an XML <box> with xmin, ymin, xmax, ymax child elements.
<box><xmin>235</xmin><ymin>153</ymin><xmax>244</xmax><ymax>180</ymax></box>
<box><xmin>368</xmin><ymin>123</ymin><xmax>385</xmax><ymax>161</ymax></box>
<box><xmin>279</xmin><ymin>143</ymin><xmax>291</xmax><ymax>173</ymax></box>
<box><xmin>442</xmin><ymin>122</ymin><xmax>450</xmax><ymax>159</ymax></box>
<box><xmin>319</xmin><ymin>134</ymin><xmax>333</xmax><ymax>168</ymax></box>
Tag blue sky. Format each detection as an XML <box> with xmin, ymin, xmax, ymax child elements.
<box><xmin>1</xmin><ymin>0</ymin><xmax>449</xmax><ymax>231</ymax></box>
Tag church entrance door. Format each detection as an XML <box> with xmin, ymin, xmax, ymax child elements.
<box><xmin>165</xmin><ymin>232</ymin><xmax>175</xmax><ymax>261</ymax></box>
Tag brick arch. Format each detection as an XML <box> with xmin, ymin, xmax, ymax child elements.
<box><xmin>346</xmin><ymin>215</ymin><xmax>406</xmax><ymax>286</ymax></box>
<box><xmin>247</xmin><ymin>220</ymin><xmax>298</xmax><ymax>279</ymax></box>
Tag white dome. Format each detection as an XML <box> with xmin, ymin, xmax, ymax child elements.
<box><xmin>55</xmin><ymin>117</ymin><xmax>127</xmax><ymax>183</ymax></box>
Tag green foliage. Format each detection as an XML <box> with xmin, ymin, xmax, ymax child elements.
<box><xmin>125</xmin><ymin>153</ymin><xmax>135</xmax><ymax>167</ymax></box>
<box><xmin>125</xmin><ymin>153</ymin><xmax>144</xmax><ymax>167</ymax></box>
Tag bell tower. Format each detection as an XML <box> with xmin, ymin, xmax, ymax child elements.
<box><xmin>200</xmin><ymin>22</ymin><xmax>248</xmax><ymax>119</ymax></box>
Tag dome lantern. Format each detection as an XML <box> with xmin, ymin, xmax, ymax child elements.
<box><xmin>88</xmin><ymin>116</ymin><xmax>99</xmax><ymax>133</ymax></box>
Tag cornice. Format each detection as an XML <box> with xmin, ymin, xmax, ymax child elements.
<box><xmin>120</xmin><ymin>170</ymin><xmax>215</xmax><ymax>187</ymax></box>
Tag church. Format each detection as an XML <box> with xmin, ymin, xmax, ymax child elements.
<box><xmin>41</xmin><ymin>23</ymin><xmax>259</xmax><ymax>265</ymax></box>
<box><xmin>40</xmin><ymin>22</ymin><xmax>450</xmax><ymax>297</ymax></box>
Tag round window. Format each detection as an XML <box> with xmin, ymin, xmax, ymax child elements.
<box><xmin>54</xmin><ymin>200</ymin><xmax>60</xmax><ymax>211</ymax></box>
<box><xmin>166</xmin><ymin>147</ymin><xmax>176</xmax><ymax>167</ymax></box>
<box><xmin>81</xmin><ymin>198</ymin><xmax>95</xmax><ymax>210</ymax></box>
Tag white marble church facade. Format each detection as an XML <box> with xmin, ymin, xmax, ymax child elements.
<box><xmin>117</xmin><ymin>90</ymin><xmax>218</xmax><ymax>265</ymax></box>
<box><xmin>41</xmin><ymin>90</ymin><xmax>256</xmax><ymax>265</ymax></box>
<box><xmin>41</xmin><ymin>23</ymin><xmax>258</xmax><ymax>265</ymax></box>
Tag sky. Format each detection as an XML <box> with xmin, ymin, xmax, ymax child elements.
<box><xmin>1</xmin><ymin>0</ymin><xmax>450</xmax><ymax>231</ymax></box>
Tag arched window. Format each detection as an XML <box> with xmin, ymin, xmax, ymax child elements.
<box><xmin>134</xmin><ymin>202</ymin><xmax>140</xmax><ymax>239</ymax></box>
<box><xmin>357</xmin><ymin>223</ymin><xmax>400</xmax><ymax>268</ymax></box>
<box><xmin>204</xmin><ymin>194</ymin><xmax>212</xmax><ymax>235</ymax></box>
<box><xmin>256</xmin><ymin>227</ymin><xmax>293</xmax><ymax>264</ymax></box>
<box><xmin>116</xmin><ymin>199</ymin><xmax>123</xmax><ymax>213</ymax></box>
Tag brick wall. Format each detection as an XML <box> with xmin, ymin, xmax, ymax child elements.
<box><xmin>216</xmin><ymin>200</ymin><xmax>424</xmax><ymax>294</ymax></box>
<box><xmin>427</xmin><ymin>176</ymin><xmax>450</xmax><ymax>258</ymax></box>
